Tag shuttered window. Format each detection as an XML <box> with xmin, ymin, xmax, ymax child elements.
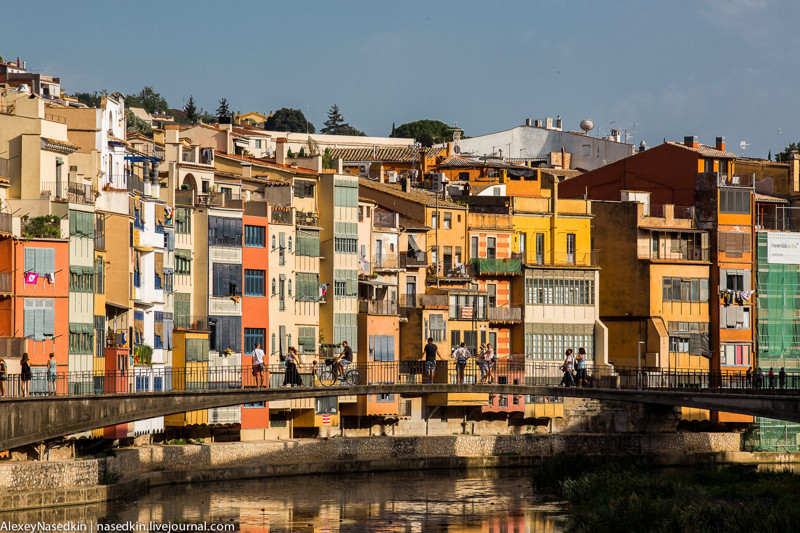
<box><xmin>334</xmin><ymin>179</ymin><xmax>358</xmax><ymax>207</ymax></box>
<box><xmin>176</xmin><ymin>207</ymin><xmax>191</xmax><ymax>234</ymax></box>
<box><xmin>334</xmin><ymin>269</ymin><xmax>358</xmax><ymax>297</ymax></box>
<box><xmin>174</xmin><ymin>293</ymin><xmax>191</xmax><ymax>329</ymax></box>
<box><xmin>69</xmin><ymin>210</ymin><xmax>95</xmax><ymax>238</ymax></box>
<box><xmin>24</xmin><ymin>248</ymin><xmax>56</xmax><ymax>275</ymax></box>
<box><xmin>69</xmin><ymin>323</ymin><xmax>94</xmax><ymax>354</ymax></box>
<box><xmin>297</xmin><ymin>327</ymin><xmax>316</xmax><ymax>354</ymax></box>
<box><xmin>334</xmin><ymin>313</ymin><xmax>357</xmax><ymax>351</ymax></box>
<box><xmin>296</xmin><ymin>230</ymin><xmax>320</xmax><ymax>257</ymax></box>
<box><xmin>244</xmin><ymin>225</ymin><xmax>265</xmax><ymax>247</ymax></box>
<box><xmin>295</xmin><ymin>273</ymin><xmax>320</xmax><ymax>302</ymax></box>
<box><xmin>212</xmin><ymin>263</ymin><xmax>242</xmax><ymax>297</ymax></box>
<box><xmin>185</xmin><ymin>338</ymin><xmax>209</xmax><ymax>362</ymax></box>
<box><xmin>24</xmin><ymin>298</ymin><xmax>55</xmax><ymax>341</ymax></box>
<box><xmin>210</xmin><ymin>315</ymin><xmax>242</xmax><ymax>352</ymax></box>
<box><xmin>370</xmin><ymin>335</ymin><xmax>395</xmax><ymax>362</ymax></box>
<box><xmin>244</xmin><ymin>328</ymin><xmax>265</xmax><ymax>355</ymax></box>
<box><xmin>208</xmin><ymin>216</ymin><xmax>242</xmax><ymax>247</ymax></box>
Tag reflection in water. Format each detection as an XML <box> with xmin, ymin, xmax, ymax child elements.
<box><xmin>2</xmin><ymin>469</ymin><xmax>566</xmax><ymax>532</ymax></box>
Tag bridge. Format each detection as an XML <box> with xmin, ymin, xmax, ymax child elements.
<box><xmin>3</xmin><ymin>363</ymin><xmax>800</xmax><ymax>451</ymax></box>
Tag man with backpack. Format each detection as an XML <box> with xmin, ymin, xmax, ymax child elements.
<box><xmin>453</xmin><ymin>342</ymin><xmax>470</xmax><ymax>383</ymax></box>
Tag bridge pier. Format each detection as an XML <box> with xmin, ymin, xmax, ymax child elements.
<box><xmin>556</xmin><ymin>398</ymin><xmax>681</xmax><ymax>433</ymax></box>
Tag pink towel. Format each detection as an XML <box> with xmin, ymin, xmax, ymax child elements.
<box><xmin>24</xmin><ymin>272</ymin><xmax>39</xmax><ymax>285</ymax></box>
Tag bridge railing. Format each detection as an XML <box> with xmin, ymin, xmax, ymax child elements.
<box><xmin>2</xmin><ymin>363</ymin><xmax>800</xmax><ymax>398</ymax></box>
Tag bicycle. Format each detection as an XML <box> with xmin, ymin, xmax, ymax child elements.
<box><xmin>319</xmin><ymin>358</ymin><xmax>362</xmax><ymax>387</ymax></box>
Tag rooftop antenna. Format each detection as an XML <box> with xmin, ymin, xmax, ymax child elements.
<box><xmin>739</xmin><ymin>141</ymin><xmax>750</xmax><ymax>156</ymax></box>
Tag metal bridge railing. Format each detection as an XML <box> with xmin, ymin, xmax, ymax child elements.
<box><xmin>2</xmin><ymin>362</ymin><xmax>800</xmax><ymax>399</ymax></box>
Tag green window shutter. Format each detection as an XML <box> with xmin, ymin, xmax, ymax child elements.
<box><xmin>43</xmin><ymin>249</ymin><xmax>55</xmax><ymax>274</ymax></box>
<box><xmin>23</xmin><ymin>302</ymin><xmax>34</xmax><ymax>340</ymax></box>
<box><xmin>24</xmin><ymin>248</ymin><xmax>36</xmax><ymax>273</ymax></box>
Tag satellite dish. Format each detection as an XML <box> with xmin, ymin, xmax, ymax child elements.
<box><xmin>739</xmin><ymin>141</ymin><xmax>750</xmax><ymax>155</ymax></box>
<box><xmin>580</xmin><ymin>119</ymin><xmax>595</xmax><ymax>133</ymax></box>
<box><xmin>454</xmin><ymin>145</ymin><xmax>461</xmax><ymax>154</ymax></box>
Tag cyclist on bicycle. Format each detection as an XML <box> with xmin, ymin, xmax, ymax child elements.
<box><xmin>335</xmin><ymin>341</ymin><xmax>353</xmax><ymax>379</ymax></box>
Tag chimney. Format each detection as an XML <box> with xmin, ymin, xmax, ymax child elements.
<box><xmin>242</xmin><ymin>162</ymin><xmax>252</xmax><ymax>179</ymax></box>
<box><xmin>556</xmin><ymin>115</ymin><xmax>562</xmax><ymax>130</ymax></box>
<box><xmin>684</xmin><ymin>136</ymin><xmax>699</xmax><ymax>149</ymax></box>
<box><xmin>17</xmin><ymin>57</ymin><xmax>20</xmax><ymax>68</ymax></box>
<box><xmin>715</xmin><ymin>136</ymin><xmax>726</xmax><ymax>152</ymax></box>
<box><xmin>525</xmin><ymin>118</ymin><xmax>532</xmax><ymax>127</ymax></box>
<box><xmin>403</xmin><ymin>177</ymin><xmax>412</xmax><ymax>193</ymax></box>
<box><xmin>545</xmin><ymin>118</ymin><xmax>554</xmax><ymax>129</ymax></box>
<box><xmin>446</xmin><ymin>142</ymin><xmax>453</xmax><ymax>157</ymax></box>
<box><xmin>164</xmin><ymin>124</ymin><xmax>180</xmax><ymax>144</ymax></box>
<box><xmin>276</xmin><ymin>138</ymin><xmax>288</xmax><ymax>165</ymax></box>
<box><xmin>534</xmin><ymin>119</ymin><xmax>543</xmax><ymax>128</ymax></box>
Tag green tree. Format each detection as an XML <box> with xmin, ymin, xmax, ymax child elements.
<box><xmin>264</xmin><ymin>108</ymin><xmax>315</xmax><ymax>133</ymax></box>
<box><xmin>125</xmin><ymin>86</ymin><xmax>169</xmax><ymax>115</ymax></box>
<box><xmin>125</xmin><ymin>109</ymin><xmax>153</xmax><ymax>135</ymax></box>
<box><xmin>216</xmin><ymin>97</ymin><xmax>231</xmax><ymax>118</ymax></box>
<box><xmin>73</xmin><ymin>90</ymin><xmax>106</xmax><ymax>108</ymax></box>
<box><xmin>776</xmin><ymin>142</ymin><xmax>800</xmax><ymax>162</ymax></box>
<box><xmin>391</xmin><ymin>119</ymin><xmax>461</xmax><ymax>147</ymax></box>
<box><xmin>184</xmin><ymin>95</ymin><xmax>198</xmax><ymax>123</ymax></box>
<box><xmin>321</xmin><ymin>104</ymin><xmax>366</xmax><ymax>136</ymax></box>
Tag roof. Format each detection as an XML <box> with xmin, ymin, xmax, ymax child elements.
<box><xmin>214</xmin><ymin>151</ymin><xmax>321</xmax><ymax>176</ymax></box>
<box><xmin>437</xmin><ymin>155</ymin><xmax>480</xmax><ymax>168</ymax></box>
<box><xmin>399</xmin><ymin>215</ymin><xmax>430</xmax><ymax>231</ymax></box>
<box><xmin>40</xmin><ymin>137</ymin><xmax>79</xmax><ymax>153</ymax></box>
<box><xmin>232</xmin><ymin>126</ymin><xmax>271</xmax><ymax>137</ymax></box>
<box><xmin>667</xmin><ymin>141</ymin><xmax>737</xmax><ymax>159</ymax></box>
<box><xmin>329</xmin><ymin>146</ymin><xmax>420</xmax><ymax>163</ymax></box>
<box><xmin>359</xmin><ymin>177</ymin><xmax>466</xmax><ymax>209</ymax></box>
<box><xmin>755</xmin><ymin>192</ymin><xmax>789</xmax><ymax>204</ymax></box>
<box><xmin>537</xmin><ymin>168</ymin><xmax>584</xmax><ymax>179</ymax></box>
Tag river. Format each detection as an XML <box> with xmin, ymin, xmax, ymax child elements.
<box><xmin>3</xmin><ymin>469</ymin><xmax>567</xmax><ymax>532</ymax></box>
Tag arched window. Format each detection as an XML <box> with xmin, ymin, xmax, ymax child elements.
<box><xmin>271</xmin><ymin>278</ymin><xmax>276</xmax><ymax>296</ymax></box>
<box><xmin>271</xmin><ymin>333</ymin><xmax>276</xmax><ymax>354</ymax></box>
<box><xmin>288</xmin><ymin>334</ymin><xmax>292</xmax><ymax>350</ymax></box>
<box><xmin>271</xmin><ymin>235</ymin><xmax>276</xmax><ymax>250</ymax></box>
<box><xmin>288</xmin><ymin>236</ymin><xmax>293</xmax><ymax>252</ymax></box>
<box><xmin>288</xmin><ymin>280</ymin><xmax>292</xmax><ymax>297</ymax></box>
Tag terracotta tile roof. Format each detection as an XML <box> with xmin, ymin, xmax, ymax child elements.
<box><xmin>437</xmin><ymin>155</ymin><xmax>480</xmax><ymax>168</ymax></box>
<box><xmin>178</xmin><ymin>162</ymin><xmax>215</xmax><ymax>172</ymax></box>
<box><xmin>537</xmin><ymin>168</ymin><xmax>584</xmax><ymax>179</ymax></box>
<box><xmin>40</xmin><ymin>137</ymin><xmax>79</xmax><ymax>153</ymax></box>
<box><xmin>667</xmin><ymin>142</ymin><xmax>737</xmax><ymax>159</ymax></box>
<box><xmin>108</xmin><ymin>136</ymin><xmax>129</xmax><ymax>147</ymax></box>
<box><xmin>232</xmin><ymin>127</ymin><xmax>271</xmax><ymax>137</ymax></box>
<box><xmin>0</xmin><ymin>177</ymin><xmax>10</xmax><ymax>184</ymax></box>
<box><xmin>329</xmin><ymin>146</ymin><xmax>420</xmax><ymax>162</ymax></box>
<box><xmin>214</xmin><ymin>151</ymin><xmax>321</xmax><ymax>175</ymax></box>
<box><xmin>359</xmin><ymin>177</ymin><xmax>466</xmax><ymax>209</ymax></box>
<box><xmin>755</xmin><ymin>192</ymin><xmax>789</xmax><ymax>204</ymax></box>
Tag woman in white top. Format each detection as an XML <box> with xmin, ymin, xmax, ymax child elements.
<box><xmin>486</xmin><ymin>343</ymin><xmax>497</xmax><ymax>384</ymax></box>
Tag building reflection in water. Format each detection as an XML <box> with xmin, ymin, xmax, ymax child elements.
<box><xmin>2</xmin><ymin>469</ymin><xmax>566</xmax><ymax>532</ymax></box>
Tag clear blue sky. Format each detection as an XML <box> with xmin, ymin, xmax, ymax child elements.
<box><xmin>3</xmin><ymin>0</ymin><xmax>798</xmax><ymax>158</ymax></box>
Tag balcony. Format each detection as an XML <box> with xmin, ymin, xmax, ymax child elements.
<box><xmin>428</xmin><ymin>262</ymin><xmax>476</xmax><ymax>282</ymax></box>
<box><xmin>757</xmin><ymin>216</ymin><xmax>800</xmax><ymax>232</ymax></box>
<box><xmin>487</xmin><ymin>305</ymin><xmax>523</xmax><ymax>323</ymax></box>
<box><xmin>449</xmin><ymin>304</ymin><xmax>487</xmax><ymax>321</ymax></box>
<box><xmin>127</xmin><ymin>174</ymin><xmax>146</xmax><ymax>195</ymax></box>
<box><xmin>399</xmin><ymin>251</ymin><xmax>427</xmax><ymax>268</ymax></box>
<box><xmin>173</xmin><ymin>315</ymin><xmax>212</xmax><ymax>331</ymax></box>
<box><xmin>295</xmin><ymin>211</ymin><xmax>319</xmax><ymax>227</ymax></box>
<box><xmin>0</xmin><ymin>212</ymin><xmax>11</xmax><ymax>235</ymax></box>
<box><xmin>471</xmin><ymin>257</ymin><xmax>522</xmax><ymax>276</ymax></box>
<box><xmin>358</xmin><ymin>299</ymin><xmax>399</xmax><ymax>315</ymax></box>
<box><xmin>373</xmin><ymin>253</ymin><xmax>399</xmax><ymax>270</ymax></box>
<box><xmin>175</xmin><ymin>189</ymin><xmax>194</xmax><ymax>206</ymax></box>
<box><xmin>400</xmin><ymin>293</ymin><xmax>449</xmax><ymax>309</ymax></box>
<box><xmin>271</xmin><ymin>207</ymin><xmax>293</xmax><ymax>225</ymax></box>
<box><xmin>648</xmin><ymin>244</ymin><xmax>709</xmax><ymax>262</ymax></box>
<box><xmin>698</xmin><ymin>172</ymin><xmax>755</xmax><ymax>189</ymax></box>
<box><xmin>195</xmin><ymin>192</ymin><xmax>243</xmax><ymax>209</ymax></box>
<box><xmin>40</xmin><ymin>182</ymin><xmax>95</xmax><ymax>205</ymax></box>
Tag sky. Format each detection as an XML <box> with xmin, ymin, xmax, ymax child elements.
<box><xmin>2</xmin><ymin>0</ymin><xmax>799</xmax><ymax>158</ymax></box>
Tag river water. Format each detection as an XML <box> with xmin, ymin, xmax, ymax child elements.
<box><xmin>4</xmin><ymin>469</ymin><xmax>567</xmax><ymax>532</ymax></box>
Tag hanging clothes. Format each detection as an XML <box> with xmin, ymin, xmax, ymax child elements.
<box><xmin>24</xmin><ymin>272</ymin><xmax>38</xmax><ymax>285</ymax></box>
<box><xmin>45</xmin><ymin>272</ymin><xmax>55</xmax><ymax>284</ymax></box>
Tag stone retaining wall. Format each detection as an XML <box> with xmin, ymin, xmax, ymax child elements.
<box><xmin>0</xmin><ymin>433</ymin><xmax>756</xmax><ymax>511</ymax></box>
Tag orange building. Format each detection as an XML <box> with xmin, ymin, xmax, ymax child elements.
<box><xmin>12</xmin><ymin>235</ymin><xmax>70</xmax><ymax>389</ymax></box>
<box><xmin>240</xmin><ymin>213</ymin><xmax>271</xmax><ymax>439</ymax></box>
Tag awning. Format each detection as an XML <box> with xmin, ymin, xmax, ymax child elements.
<box><xmin>407</xmin><ymin>237</ymin><xmax>422</xmax><ymax>254</ymax></box>
<box><xmin>175</xmin><ymin>249</ymin><xmax>192</xmax><ymax>261</ymax></box>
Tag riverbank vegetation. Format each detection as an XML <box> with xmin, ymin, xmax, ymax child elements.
<box><xmin>533</xmin><ymin>456</ymin><xmax>800</xmax><ymax>533</ymax></box>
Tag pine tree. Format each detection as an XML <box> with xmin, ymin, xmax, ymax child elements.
<box><xmin>184</xmin><ymin>95</ymin><xmax>198</xmax><ymax>123</ymax></box>
<box><xmin>391</xmin><ymin>122</ymin><xmax>397</xmax><ymax>137</ymax></box>
<box><xmin>216</xmin><ymin>98</ymin><xmax>231</xmax><ymax>118</ymax></box>
<box><xmin>322</xmin><ymin>104</ymin><xmax>345</xmax><ymax>134</ymax></box>
<box><xmin>768</xmin><ymin>150</ymin><xmax>772</xmax><ymax>161</ymax></box>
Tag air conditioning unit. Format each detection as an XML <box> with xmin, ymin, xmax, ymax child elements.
<box><xmin>386</xmin><ymin>171</ymin><xmax>398</xmax><ymax>183</ymax></box>
<box><xmin>358</xmin><ymin>163</ymin><xmax>370</xmax><ymax>177</ymax></box>
<box><xmin>430</xmin><ymin>172</ymin><xmax>447</xmax><ymax>192</ymax></box>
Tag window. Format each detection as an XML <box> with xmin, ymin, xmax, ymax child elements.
<box><xmin>69</xmin><ymin>267</ymin><xmax>94</xmax><ymax>292</ymax></box>
<box><xmin>431</xmin><ymin>212</ymin><xmax>438</xmax><ymax>228</ymax></box>
<box><xmin>459</xmin><ymin>172</ymin><xmax>469</xmax><ymax>181</ymax></box>
<box><xmin>662</xmin><ymin>277</ymin><xmax>709</xmax><ymax>302</ymax></box>
<box><xmin>175</xmin><ymin>250</ymin><xmax>192</xmax><ymax>275</ymax></box>
<box><xmin>721</xmin><ymin>343</ymin><xmax>751</xmax><ymax>366</ymax></box>
<box><xmin>271</xmin><ymin>333</ymin><xmax>276</xmax><ymax>354</ymax></box>
<box><xmin>212</xmin><ymin>263</ymin><xmax>242</xmax><ymax>297</ymax></box>
<box><xmin>428</xmin><ymin>314</ymin><xmax>445</xmax><ymax>342</ymax></box>
<box><xmin>245</xmin><ymin>269</ymin><xmax>265</xmax><ymax>297</ymax></box>
<box><xmin>525</xmin><ymin>274</ymin><xmax>595</xmax><ymax>306</ymax></box>
<box><xmin>24</xmin><ymin>298</ymin><xmax>55</xmax><ymax>341</ymax></box>
<box><xmin>443</xmin><ymin>213</ymin><xmax>452</xmax><ymax>229</ymax></box>
<box><xmin>370</xmin><ymin>335</ymin><xmax>395</xmax><ymax>362</ymax></box>
<box><xmin>566</xmin><ymin>233</ymin><xmax>576</xmax><ymax>264</ymax></box>
<box><xmin>271</xmin><ymin>278</ymin><xmax>277</xmax><ymax>296</ymax></box>
<box><xmin>470</xmin><ymin>236</ymin><xmax>478</xmax><ymax>259</ymax></box>
<box><xmin>294</xmin><ymin>179</ymin><xmax>316</xmax><ymax>198</ymax></box>
<box><xmin>255</xmin><ymin>140</ymin><xmax>262</xmax><ymax>149</ymax></box>
<box><xmin>719</xmin><ymin>189</ymin><xmax>750</xmax><ymax>214</ymax></box>
<box><xmin>333</xmin><ymin>313</ymin><xmax>357</xmax><ymax>350</ymax></box>
<box><xmin>669</xmin><ymin>336</ymin><xmax>690</xmax><ymax>353</ymax></box>
<box><xmin>722</xmin><ymin>306</ymin><xmax>751</xmax><ymax>330</ymax></box>
<box><xmin>334</xmin><ymin>237</ymin><xmax>357</xmax><ymax>254</ymax></box>
<box><xmin>487</xmin><ymin>237</ymin><xmax>496</xmax><ymax>259</ymax></box>
<box><xmin>24</xmin><ymin>247</ymin><xmax>56</xmax><ymax>276</ymax></box>
<box><xmin>95</xmin><ymin>258</ymin><xmax>104</xmax><ymax>295</ymax></box>
<box><xmin>244</xmin><ymin>225</ymin><xmax>265</xmax><ymax>247</ymax></box>
<box><xmin>288</xmin><ymin>280</ymin><xmax>292</xmax><ymax>297</ymax></box>
<box><xmin>333</xmin><ymin>179</ymin><xmax>358</xmax><ymax>207</ymax></box>
<box><xmin>209</xmin><ymin>315</ymin><xmax>242</xmax><ymax>353</ymax></box>
<box><xmin>271</xmin><ymin>235</ymin><xmax>276</xmax><ymax>250</ymax></box>
<box><xmin>536</xmin><ymin>233</ymin><xmax>545</xmax><ymax>265</ymax></box>
<box><xmin>68</xmin><ymin>324</ymin><xmax>94</xmax><ymax>355</ymax></box>
<box><xmin>704</xmin><ymin>158</ymin><xmax>714</xmax><ymax>173</ymax></box>
<box><xmin>296</xmin><ymin>273</ymin><xmax>320</xmax><ymax>302</ymax></box>
<box><xmin>208</xmin><ymin>216</ymin><xmax>242</xmax><ymax>247</ymax></box>
<box><xmin>69</xmin><ymin>211</ymin><xmax>94</xmax><ymax>238</ymax></box>
<box><xmin>244</xmin><ymin>328</ymin><xmax>265</xmax><ymax>355</ymax></box>
<box><xmin>298</xmin><ymin>327</ymin><xmax>316</xmax><ymax>354</ymax></box>
<box><xmin>726</xmin><ymin>273</ymin><xmax>744</xmax><ymax>291</ymax></box>
<box><xmin>176</xmin><ymin>207</ymin><xmax>191</xmax><ymax>234</ymax></box>
<box><xmin>296</xmin><ymin>230</ymin><xmax>320</xmax><ymax>257</ymax></box>
<box><xmin>288</xmin><ymin>236</ymin><xmax>292</xmax><ymax>253</ymax></box>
